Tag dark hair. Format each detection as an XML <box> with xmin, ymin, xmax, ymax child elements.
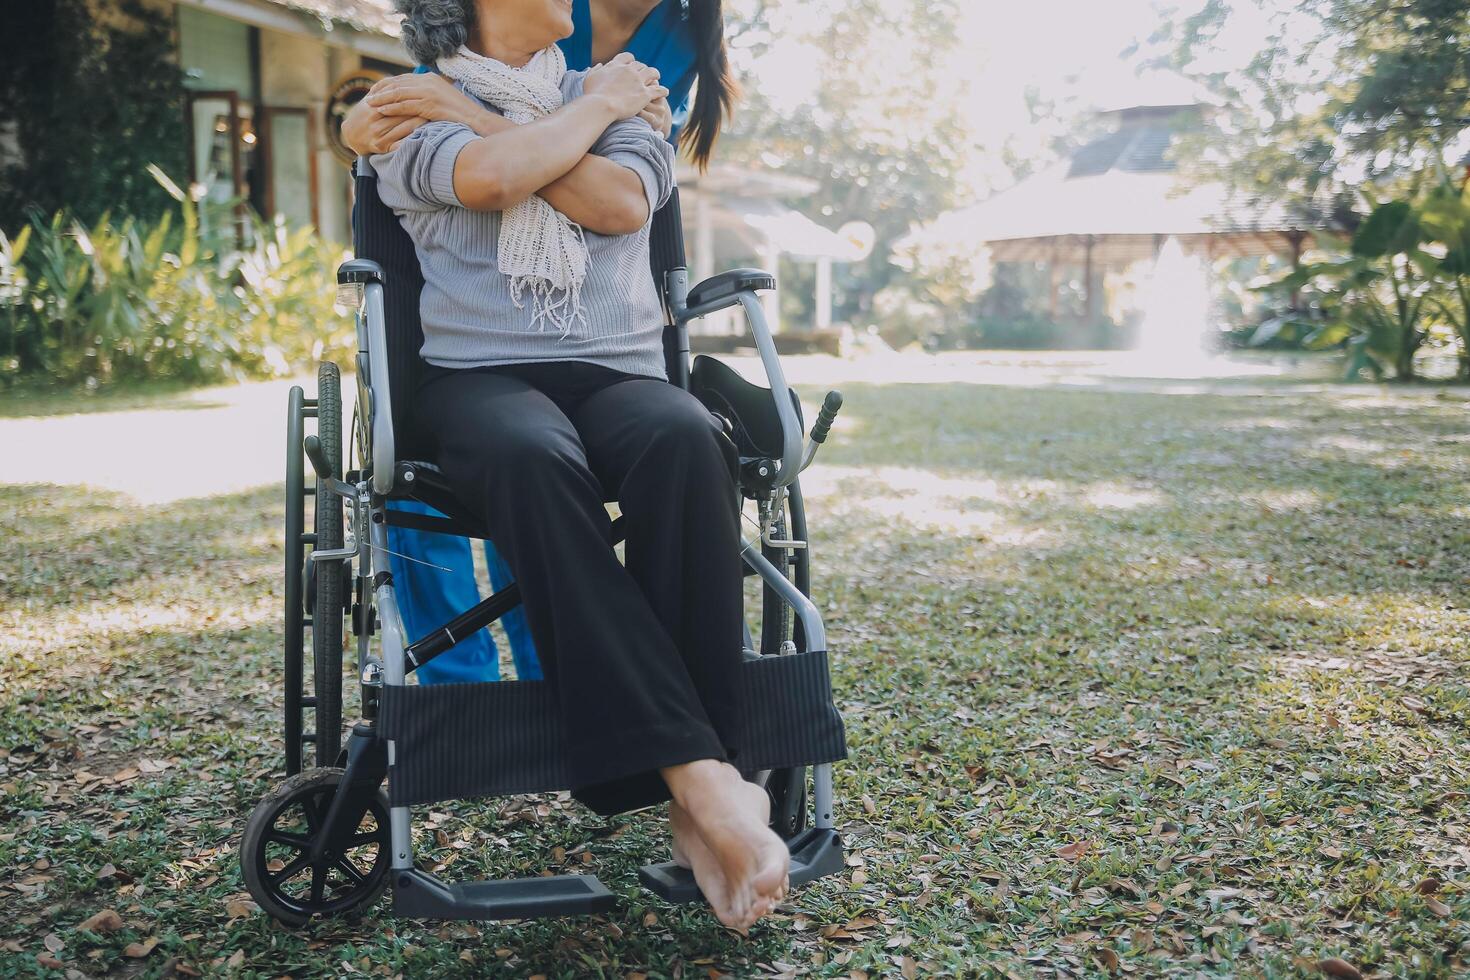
<box><xmin>395</xmin><ymin>0</ymin><xmax>475</xmax><ymax>66</ymax></box>
<box><xmin>680</xmin><ymin>0</ymin><xmax>737</xmax><ymax>171</ymax></box>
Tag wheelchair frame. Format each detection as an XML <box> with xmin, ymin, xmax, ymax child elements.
<box><xmin>243</xmin><ymin>157</ymin><xmax>847</xmax><ymax>925</ymax></box>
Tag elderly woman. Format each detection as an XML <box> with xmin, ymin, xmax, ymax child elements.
<box><xmin>372</xmin><ymin>0</ymin><xmax>787</xmax><ymax>932</ymax></box>
<box><xmin>343</xmin><ymin>0</ymin><xmax>736</xmax><ymax>689</ymax></box>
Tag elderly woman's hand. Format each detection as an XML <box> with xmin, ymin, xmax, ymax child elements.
<box><xmin>585</xmin><ymin>52</ymin><xmax>668</xmax><ymax>120</ymax></box>
<box><xmin>638</xmin><ymin>96</ymin><xmax>673</xmax><ymax>138</ymax></box>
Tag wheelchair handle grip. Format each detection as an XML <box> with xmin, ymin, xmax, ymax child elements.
<box><xmin>810</xmin><ymin>390</ymin><xmax>843</xmax><ymax>445</ymax></box>
<box><xmin>304</xmin><ymin>434</ymin><xmax>335</xmax><ymax>481</ymax></box>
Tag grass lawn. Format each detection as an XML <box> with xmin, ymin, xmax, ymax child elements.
<box><xmin>2</xmin><ymin>366</ymin><xmax>1469</xmax><ymax>977</ymax></box>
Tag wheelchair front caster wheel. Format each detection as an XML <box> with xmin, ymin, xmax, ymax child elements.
<box><xmin>240</xmin><ymin>768</ymin><xmax>390</xmax><ymax>927</ymax></box>
<box><xmin>766</xmin><ymin>766</ymin><xmax>809</xmax><ymax>841</ymax></box>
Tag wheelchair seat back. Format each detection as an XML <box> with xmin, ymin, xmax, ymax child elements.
<box><xmin>352</xmin><ymin>161</ymin><xmax>432</xmax><ymax>462</ymax></box>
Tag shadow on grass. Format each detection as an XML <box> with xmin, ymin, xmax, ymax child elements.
<box><xmin>3</xmin><ymin>375</ymin><xmax>1469</xmax><ymax>975</ymax></box>
<box><xmin>0</xmin><ymin>378</ymin><xmax>232</xmax><ymax>419</ymax></box>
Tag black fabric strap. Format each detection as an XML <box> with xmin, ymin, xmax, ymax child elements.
<box><xmin>380</xmin><ymin>508</ymin><xmax>480</xmax><ymax>538</ymax></box>
<box><xmin>379</xmin><ymin>650</ymin><xmax>847</xmax><ymax>807</ymax></box>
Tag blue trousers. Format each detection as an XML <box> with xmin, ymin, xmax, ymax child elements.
<box><xmin>384</xmin><ymin>499</ymin><xmax>541</xmax><ymax>684</ymax></box>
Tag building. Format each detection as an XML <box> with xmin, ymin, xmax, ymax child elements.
<box><xmin>147</xmin><ymin>0</ymin><xmax>409</xmax><ymax>241</ymax></box>
<box><xmin>905</xmin><ymin>71</ymin><xmax>1343</xmax><ymax>325</ymax></box>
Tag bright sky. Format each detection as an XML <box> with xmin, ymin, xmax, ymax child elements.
<box><xmin>733</xmin><ymin>0</ymin><xmax>1282</xmax><ymax>200</ymax></box>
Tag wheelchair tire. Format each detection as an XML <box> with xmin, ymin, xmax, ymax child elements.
<box><xmin>763</xmin><ymin>482</ymin><xmax>809</xmax><ymax>839</ymax></box>
<box><xmin>240</xmin><ymin>767</ymin><xmax>390</xmax><ymax>927</ymax></box>
<box><xmin>759</xmin><ymin>507</ymin><xmax>793</xmax><ymax>656</ymax></box>
<box><xmin>312</xmin><ymin>362</ymin><xmax>346</xmax><ymax>768</ymax></box>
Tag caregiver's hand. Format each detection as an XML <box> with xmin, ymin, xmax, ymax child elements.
<box><xmin>638</xmin><ymin>95</ymin><xmax>673</xmax><ymax>138</ymax></box>
<box><xmin>343</xmin><ymin>103</ymin><xmax>430</xmax><ymax>155</ymax></box>
<box><xmin>340</xmin><ymin>79</ymin><xmax>421</xmax><ymax>154</ymax></box>
<box><xmin>584</xmin><ymin>52</ymin><xmax>668</xmax><ymax>119</ymax></box>
<box><xmin>367</xmin><ymin>72</ymin><xmax>494</xmax><ymax>129</ymax></box>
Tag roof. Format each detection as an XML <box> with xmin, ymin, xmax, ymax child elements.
<box><xmin>902</xmin><ymin>96</ymin><xmax>1342</xmax><ymax>265</ymax></box>
<box><xmin>676</xmin><ymin>163</ymin><xmax>819</xmax><ymax>199</ymax></box>
<box><xmin>682</xmin><ymin>192</ymin><xmax>859</xmax><ymax>261</ymax></box>
<box><xmin>1068</xmin><ymin>124</ymin><xmax>1178</xmax><ymax>177</ymax></box>
<box><xmin>1085</xmin><ymin>68</ymin><xmax>1222</xmax><ymax>117</ymax></box>
<box><xmin>905</xmin><ymin>161</ymin><xmax>1343</xmax><ymax>264</ymax></box>
<box><xmin>264</xmin><ymin>0</ymin><xmax>401</xmax><ymax>36</ymax></box>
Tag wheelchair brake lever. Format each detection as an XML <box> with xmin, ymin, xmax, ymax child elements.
<box><xmin>758</xmin><ymin>488</ymin><xmax>806</xmax><ymax>550</ymax></box>
<box><xmin>798</xmin><ymin>390</ymin><xmax>843</xmax><ymax>473</ymax></box>
<box><xmin>310</xmin><ymin>477</ymin><xmax>365</xmax><ymax>563</ymax></box>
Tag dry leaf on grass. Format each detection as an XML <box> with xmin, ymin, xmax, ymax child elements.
<box><xmin>223</xmin><ymin>898</ymin><xmax>257</xmax><ymax>919</ymax></box>
<box><xmin>77</xmin><ymin>908</ymin><xmax>124</xmax><ymax>933</ymax></box>
<box><xmin>1423</xmin><ymin>896</ymin><xmax>1451</xmax><ymax>918</ymax></box>
<box><xmin>1057</xmin><ymin>840</ymin><xmax>1090</xmax><ymax>861</ymax></box>
<box><xmin>123</xmin><ymin>937</ymin><xmax>158</xmax><ymax>958</ymax></box>
<box><xmin>1317</xmin><ymin>958</ymin><xmax>1363</xmax><ymax>980</ymax></box>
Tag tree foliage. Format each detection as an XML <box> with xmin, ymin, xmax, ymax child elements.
<box><xmin>1254</xmin><ymin>183</ymin><xmax>1470</xmax><ymax>379</ymax></box>
<box><xmin>1159</xmin><ymin>0</ymin><xmax>1470</xmax><ymax>201</ymax></box>
<box><xmin>716</xmin><ymin>0</ymin><xmax>976</xmax><ymax>324</ymax></box>
<box><xmin>0</xmin><ymin>0</ymin><xmax>189</xmax><ymax>229</ymax></box>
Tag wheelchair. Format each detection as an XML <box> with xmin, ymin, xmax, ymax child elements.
<box><xmin>239</xmin><ymin>155</ymin><xmax>849</xmax><ymax>926</ymax></box>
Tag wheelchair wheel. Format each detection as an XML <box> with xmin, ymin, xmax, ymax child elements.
<box><xmin>240</xmin><ymin>767</ymin><xmax>390</xmax><ymax>927</ymax></box>
<box><xmin>759</xmin><ymin>506</ymin><xmax>793</xmax><ymax>656</ymax></box>
<box><xmin>312</xmin><ymin>362</ymin><xmax>346</xmax><ymax>768</ymax></box>
<box><xmin>766</xmin><ymin>765</ymin><xmax>810</xmax><ymax>840</ymax></box>
<box><xmin>762</xmin><ymin>483</ymin><xmax>809</xmax><ymax>840</ymax></box>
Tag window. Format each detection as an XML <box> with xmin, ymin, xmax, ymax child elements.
<box><xmin>178</xmin><ymin>8</ymin><xmax>318</xmax><ymax>235</ymax></box>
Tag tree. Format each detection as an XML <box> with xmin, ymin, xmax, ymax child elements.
<box><xmin>0</xmin><ymin>0</ymin><xmax>188</xmax><ymax>229</ymax></box>
<box><xmin>1157</xmin><ymin>0</ymin><xmax>1470</xmax><ymax>202</ymax></box>
<box><xmin>716</xmin><ymin>0</ymin><xmax>979</xmax><ymax>327</ymax></box>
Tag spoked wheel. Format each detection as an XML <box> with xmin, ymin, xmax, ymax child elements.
<box><xmin>240</xmin><ymin>768</ymin><xmax>390</xmax><ymax>927</ymax></box>
<box><xmin>311</xmin><ymin>362</ymin><xmax>346</xmax><ymax>768</ymax></box>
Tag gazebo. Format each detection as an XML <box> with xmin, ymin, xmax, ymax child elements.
<box><xmin>910</xmin><ymin>72</ymin><xmax>1343</xmax><ymax>322</ymax></box>
<box><xmin>676</xmin><ymin>163</ymin><xmax>860</xmax><ymax>339</ymax></box>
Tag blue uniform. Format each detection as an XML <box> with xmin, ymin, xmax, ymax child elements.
<box><xmin>389</xmin><ymin>0</ymin><xmax>698</xmax><ymax>685</ymax></box>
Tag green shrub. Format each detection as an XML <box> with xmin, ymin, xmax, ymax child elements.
<box><xmin>1252</xmin><ymin>184</ymin><xmax>1470</xmax><ymax>381</ymax></box>
<box><xmin>0</xmin><ymin>168</ymin><xmax>351</xmax><ymax>388</ymax></box>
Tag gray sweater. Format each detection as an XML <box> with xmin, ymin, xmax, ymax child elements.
<box><xmin>370</xmin><ymin>70</ymin><xmax>675</xmax><ymax>381</ymax></box>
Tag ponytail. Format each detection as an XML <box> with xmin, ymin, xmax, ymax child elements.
<box><xmin>679</xmin><ymin>0</ymin><xmax>737</xmax><ymax>171</ymax></box>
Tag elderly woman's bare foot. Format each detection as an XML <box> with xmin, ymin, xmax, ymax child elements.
<box><xmin>662</xmin><ymin>760</ymin><xmax>790</xmax><ymax>931</ymax></box>
<box><xmin>670</xmin><ymin>800</ymin><xmax>736</xmax><ymax>926</ymax></box>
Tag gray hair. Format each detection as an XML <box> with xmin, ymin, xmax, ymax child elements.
<box><xmin>394</xmin><ymin>0</ymin><xmax>474</xmax><ymax>66</ymax></box>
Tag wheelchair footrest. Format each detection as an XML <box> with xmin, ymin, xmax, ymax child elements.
<box><xmin>637</xmin><ymin>827</ymin><xmax>844</xmax><ymax>904</ymax></box>
<box><xmin>392</xmin><ymin>867</ymin><xmax>615</xmax><ymax>920</ymax></box>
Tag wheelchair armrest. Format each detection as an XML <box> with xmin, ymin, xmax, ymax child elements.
<box><xmin>338</xmin><ymin>258</ymin><xmax>385</xmax><ymax>285</ymax></box>
<box><xmin>676</xmin><ymin>269</ymin><xmax>803</xmax><ymax>488</ymax></box>
<box><xmin>684</xmin><ymin>268</ymin><xmax>774</xmax><ymax>315</ymax></box>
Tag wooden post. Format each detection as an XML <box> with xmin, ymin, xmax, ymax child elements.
<box><xmin>1048</xmin><ymin>242</ymin><xmax>1060</xmax><ymax>320</ymax></box>
<box><xmin>1083</xmin><ymin>235</ymin><xmax>1099</xmax><ymax>325</ymax></box>
<box><xmin>815</xmin><ymin>256</ymin><xmax>833</xmax><ymax>332</ymax></box>
<box><xmin>1285</xmin><ymin>230</ymin><xmax>1305</xmax><ymax>310</ymax></box>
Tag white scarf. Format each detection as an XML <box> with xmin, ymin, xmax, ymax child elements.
<box><xmin>437</xmin><ymin>44</ymin><xmax>587</xmax><ymax>335</ymax></box>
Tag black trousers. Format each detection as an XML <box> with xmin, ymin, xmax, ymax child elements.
<box><xmin>416</xmin><ymin>359</ymin><xmax>744</xmax><ymax>815</ymax></box>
